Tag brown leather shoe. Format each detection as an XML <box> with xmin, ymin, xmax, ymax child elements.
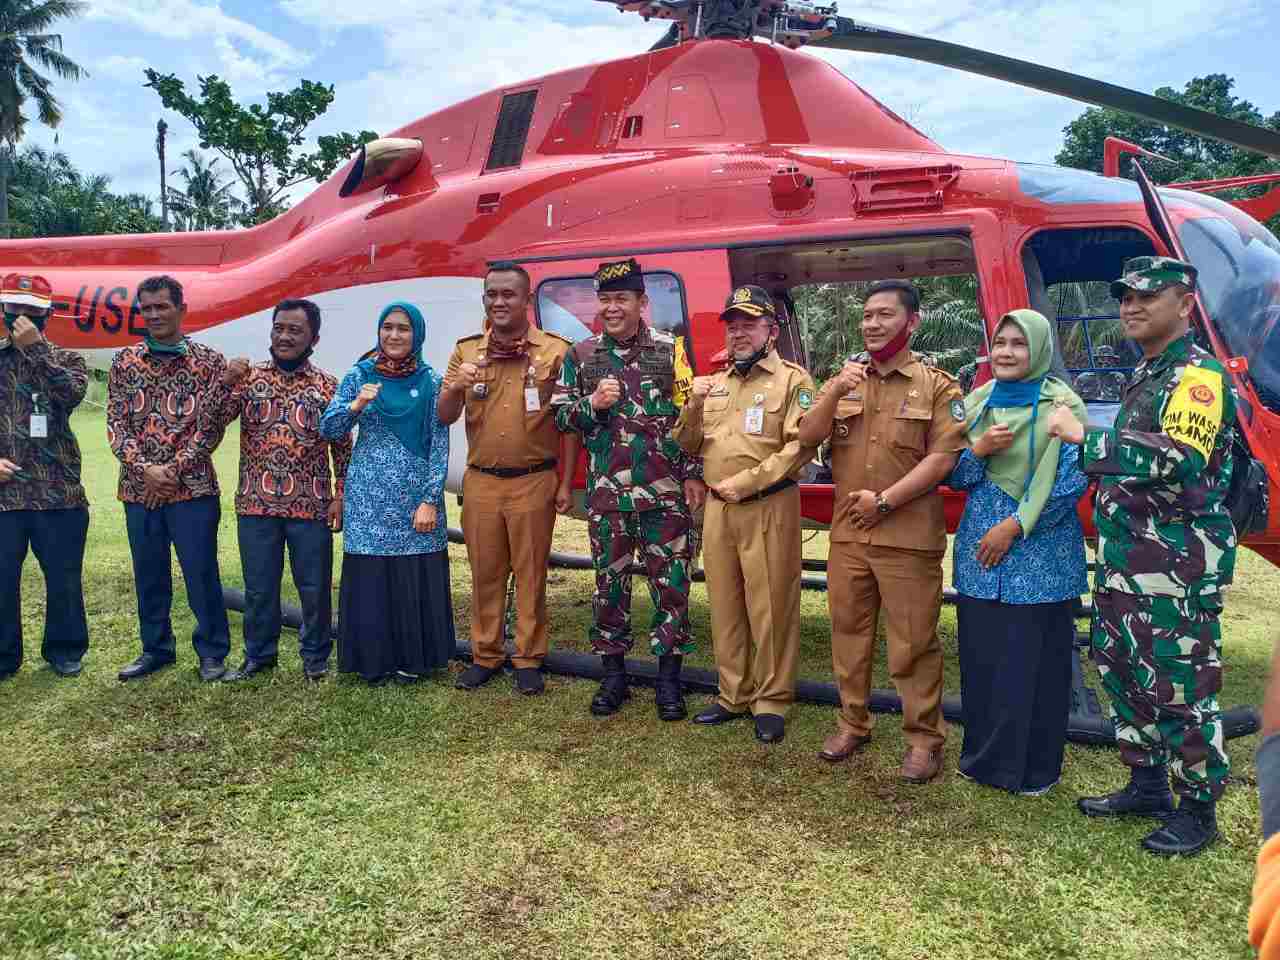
<box><xmin>901</xmin><ymin>746</ymin><xmax>942</xmax><ymax>783</ymax></box>
<box><xmin>818</xmin><ymin>729</ymin><xmax>871</xmax><ymax>762</ymax></box>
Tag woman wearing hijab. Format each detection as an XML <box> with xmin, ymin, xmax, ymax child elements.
<box><xmin>320</xmin><ymin>302</ymin><xmax>453</xmax><ymax>684</ymax></box>
<box><xmin>947</xmin><ymin>309</ymin><xmax>1089</xmax><ymax>795</ymax></box>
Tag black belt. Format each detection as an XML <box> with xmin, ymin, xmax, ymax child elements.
<box><xmin>472</xmin><ymin>459</ymin><xmax>556</xmax><ymax>479</ymax></box>
<box><xmin>709</xmin><ymin>478</ymin><xmax>796</xmax><ymax>504</ymax></box>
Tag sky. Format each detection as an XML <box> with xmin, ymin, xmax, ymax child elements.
<box><xmin>26</xmin><ymin>0</ymin><xmax>1280</xmax><ymax>204</ymax></box>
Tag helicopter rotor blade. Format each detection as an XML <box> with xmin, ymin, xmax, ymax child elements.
<box><xmin>809</xmin><ymin>18</ymin><xmax>1280</xmax><ymax>158</ymax></box>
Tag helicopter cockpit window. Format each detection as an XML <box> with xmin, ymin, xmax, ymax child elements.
<box><xmin>535</xmin><ymin>271</ymin><xmax>690</xmax><ymax>352</ymax></box>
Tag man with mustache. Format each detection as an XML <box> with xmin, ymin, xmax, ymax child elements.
<box><xmin>674</xmin><ymin>285</ymin><xmax>817</xmax><ymax>744</ymax></box>
<box><xmin>108</xmin><ymin>275</ymin><xmax>232</xmax><ymax>683</ymax></box>
<box><xmin>212</xmin><ymin>299</ymin><xmax>353</xmax><ymax>682</ymax></box>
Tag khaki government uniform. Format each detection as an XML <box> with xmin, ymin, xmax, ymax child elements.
<box><xmin>446</xmin><ymin>325</ymin><xmax>571</xmax><ymax>669</ymax></box>
<box><xmin>812</xmin><ymin>351</ymin><xmax>966</xmax><ymax>749</ymax></box>
<box><xmin>673</xmin><ymin>350</ymin><xmax>816</xmax><ymax>717</ymax></box>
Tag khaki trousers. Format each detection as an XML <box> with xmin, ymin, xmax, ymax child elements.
<box><xmin>828</xmin><ymin>539</ymin><xmax>946</xmax><ymax>750</ymax></box>
<box><xmin>461</xmin><ymin>468</ymin><xmax>557</xmax><ymax>668</ymax></box>
<box><xmin>701</xmin><ymin>485</ymin><xmax>802</xmax><ymax>717</ymax></box>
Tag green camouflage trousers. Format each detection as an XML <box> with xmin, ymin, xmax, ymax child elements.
<box><xmin>1091</xmin><ymin>589</ymin><xmax>1228</xmax><ymax>802</ymax></box>
<box><xmin>587</xmin><ymin>506</ymin><xmax>694</xmax><ymax>657</ymax></box>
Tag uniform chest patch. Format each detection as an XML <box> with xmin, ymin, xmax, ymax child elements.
<box><xmin>709</xmin><ymin>385</ymin><xmax>729</xmax><ymax>397</ymax></box>
<box><xmin>835</xmin><ymin>422</ymin><xmax>850</xmax><ymax>438</ymax></box>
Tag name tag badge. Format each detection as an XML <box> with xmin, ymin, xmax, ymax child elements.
<box><xmin>744</xmin><ymin>405</ymin><xmax>764</xmax><ymax>435</ymax></box>
<box><xmin>524</xmin><ymin>387</ymin><xmax>542</xmax><ymax>412</ymax></box>
<box><xmin>30</xmin><ymin>414</ymin><xmax>48</xmax><ymax>438</ymax></box>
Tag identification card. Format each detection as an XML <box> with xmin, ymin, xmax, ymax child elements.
<box><xmin>30</xmin><ymin>414</ymin><xmax>48</xmax><ymax>438</ymax></box>
<box><xmin>744</xmin><ymin>405</ymin><xmax>764</xmax><ymax>435</ymax></box>
<box><xmin>524</xmin><ymin>387</ymin><xmax>541</xmax><ymax>412</ymax></box>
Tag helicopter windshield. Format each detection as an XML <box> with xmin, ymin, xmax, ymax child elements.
<box><xmin>1171</xmin><ymin>193</ymin><xmax>1280</xmax><ymax>412</ymax></box>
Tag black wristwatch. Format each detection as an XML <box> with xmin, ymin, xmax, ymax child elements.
<box><xmin>875</xmin><ymin>492</ymin><xmax>893</xmax><ymax>515</ymax></box>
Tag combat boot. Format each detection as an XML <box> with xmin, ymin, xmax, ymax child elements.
<box><xmin>1077</xmin><ymin>764</ymin><xmax>1175</xmax><ymax>820</ymax></box>
<box><xmin>1141</xmin><ymin>798</ymin><xmax>1219</xmax><ymax>856</ymax></box>
<box><xmin>590</xmin><ymin>654</ymin><xmax>629</xmax><ymax>717</ymax></box>
<box><xmin>654</xmin><ymin>654</ymin><xmax>687</xmax><ymax>721</ymax></box>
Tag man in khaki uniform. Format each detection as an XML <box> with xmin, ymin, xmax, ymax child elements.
<box><xmin>438</xmin><ymin>262</ymin><xmax>572</xmax><ymax>695</ymax></box>
<box><xmin>798</xmin><ymin>279</ymin><xmax>966</xmax><ymax>782</ymax></box>
<box><xmin>674</xmin><ymin>285</ymin><xmax>817</xmax><ymax>744</ymax></box>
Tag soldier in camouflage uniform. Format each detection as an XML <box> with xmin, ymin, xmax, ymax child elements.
<box><xmin>551</xmin><ymin>258</ymin><xmax>706</xmax><ymax>720</ymax></box>
<box><xmin>1048</xmin><ymin>256</ymin><xmax>1237</xmax><ymax>857</ymax></box>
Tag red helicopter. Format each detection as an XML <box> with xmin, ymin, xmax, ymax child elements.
<box><xmin>5</xmin><ymin>2</ymin><xmax>1280</xmax><ymax>563</ymax></box>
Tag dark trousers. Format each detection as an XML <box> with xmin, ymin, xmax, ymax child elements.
<box><xmin>124</xmin><ymin>496</ymin><xmax>230</xmax><ymax>661</ymax></box>
<box><xmin>237</xmin><ymin>515</ymin><xmax>333</xmax><ymax>664</ymax></box>
<box><xmin>0</xmin><ymin>507</ymin><xmax>90</xmax><ymax>672</ymax></box>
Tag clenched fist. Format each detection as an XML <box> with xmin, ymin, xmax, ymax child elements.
<box><xmin>833</xmin><ymin>361</ymin><xmax>867</xmax><ymax>394</ymax></box>
<box><xmin>222</xmin><ymin>357</ymin><xmax>251</xmax><ymax>386</ymax></box>
<box><xmin>690</xmin><ymin>376</ymin><xmax>716</xmax><ymax>405</ymax></box>
<box><xmin>1046</xmin><ymin>404</ymin><xmax>1084</xmax><ymax>445</ymax></box>
<box><xmin>971</xmin><ymin>423</ymin><xmax>1015</xmax><ymax>459</ymax></box>
<box><xmin>9</xmin><ymin>316</ymin><xmax>42</xmax><ymax>351</ymax></box>
<box><xmin>450</xmin><ymin>361</ymin><xmax>480</xmax><ymax>394</ymax></box>
<box><xmin>351</xmin><ymin>381</ymin><xmax>382</xmax><ymax>413</ymax></box>
<box><xmin>590</xmin><ymin>375</ymin><xmax>622</xmax><ymax>411</ymax></box>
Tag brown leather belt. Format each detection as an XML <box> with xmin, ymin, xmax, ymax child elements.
<box><xmin>709</xmin><ymin>478</ymin><xmax>796</xmax><ymax>504</ymax></box>
<box><xmin>471</xmin><ymin>459</ymin><xmax>557</xmax><ymax>479</ymax></box>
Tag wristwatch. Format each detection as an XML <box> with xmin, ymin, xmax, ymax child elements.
<box><xmin>875</xmin><ymin>492</ymin><xmax>893</xmax><ymax>515</ymax></box>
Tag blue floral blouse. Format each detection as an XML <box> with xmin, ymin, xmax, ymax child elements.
<box><xmin>947</xmin><ymin>444</ymin><xmax>1088</xmax><ymax>604</ymax></box>
<box><xmin>319</xmin><ymin>366</ymin><xmax>449</xmax><ymax>557</ymax></box>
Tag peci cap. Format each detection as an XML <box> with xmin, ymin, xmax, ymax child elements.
<box><xmin>594</xmin><ymin>258</ymin><xmax>645</xmax><ymax>294</ymax></box>
<box><xmin>720</xmin><ymin>284</ymin><xmax>776</xmax><ymax>321</ymax></box>
<box><xmin>1110</xmin><ymin>256</ymin><xmax>1198</xmax><ymax>299</ymax></box>
<box><xmin>0</xmin><ymin>273</ymin><xmax>52</xmax><ymax>310</ymax></box>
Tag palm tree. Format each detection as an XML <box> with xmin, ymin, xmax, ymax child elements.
<box><xmin>166</xmin><ymin>149</ymin><xmax>244</xmax><ymax>231</ymax></box>
<box><xmin>0</xmin><ymin>0</ymin><xmax>88</xmax><ymax>238</ymax></box>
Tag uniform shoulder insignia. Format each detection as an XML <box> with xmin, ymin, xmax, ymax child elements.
<box><xmin>931</xmin><ymin>366</ymin><xmax>959</xmax><ymax>384</ymax></box>
<box><xmin>457</xmin><ymin>332</ymin><xmax>484</xmax><ymax>343</ymax></box>
<box><xmin>543</xmin><ymin>330</ymin><xmax>573</xmax><ymax>345</ymax></box>
<box><xmin>779</xmin><ymin>358</ymin><xmax>808</xmax><ymax>374</ymax></box>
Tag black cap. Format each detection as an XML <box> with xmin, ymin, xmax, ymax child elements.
<box><xmin>594</xmin><ymin>258</ymin><xmax>645</xmax><ymax>293</ymax></box>
<box><xmin>720</xmin><ymin>285</ymin><xmax>776</xmax><ymax>321</ymax></box>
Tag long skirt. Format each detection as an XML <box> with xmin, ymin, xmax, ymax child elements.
<box><xmin>337</xmin><ymin>550</ymin><xmax>456</xmax><ymax>682</ymax></box>
<box><xmin>956</xmin><ymin>595</ymin><xmax>1076</xmax><ymax>793</ymax></box>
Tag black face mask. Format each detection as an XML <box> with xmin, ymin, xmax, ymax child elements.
<box><xmin>271</xmin><ymin>343</ymin><xmax>314</xmax><ymax>372</ymax></box>
<box><xmin>4</xmin><ymin>311</ymin><xmax>47</xmax><ymax>333</ymax></box>
<box><xmin>733</xmin><ymin>342</ymin><xmax>771</xmax><ymax>377</ymax></box>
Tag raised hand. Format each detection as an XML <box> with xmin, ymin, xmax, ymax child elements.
<box><xmin>690</xmin><ymin>376</ymin><xmax>715</xmax><ymax>405</ymax></box>
<box><xmin>590</xmin><ymin>375</ymin><xmax>622</xmax><ymax>411</ymax></box>
<box><xmin>834</xmin><ymin>360</ymin><xmax>867</xmax><ymax>394</ymax></box>
<box><xmin>1046</xmin><ymin>404</ymin><xmax>1085</xmax><ymax>445</ymax></box>
<box><xmin>351</xmin><ymin>381</ymin><xmax>382</xmax><ymax>413</ymax></box>
<box><xmin>222</xmin><ymin>357</ymin><xmax>251</xmax><ymax>386</ymax></box>
<box><xmin>972</xmin><ymin>423</ymin><xmax>1015</xmax><ymax>458</ymax></box>
<box><xmin>9</xmin><ymin>316</ymin><xmax>42</xmax><ymax>351</ymax></box>
<box><xmin>451</xmin><ymin>361</ymin><xmax>480</xmax><ymax>394</ymax></box>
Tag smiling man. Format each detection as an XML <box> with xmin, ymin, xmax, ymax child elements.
<box><xmin>551</xmin><ymin>258</ymin><xmax>705</xmax><ymax>720</ymax></box>
<box><xmin>211</xmin><ymin>299</ymin><xmax>353</xmax><ymax>682</ymax></box>
<box><xmin>1048</xmin><ymin>256</ymin><xmax>1237</xmax><ymax>857</ymax></box>
<box><xmin>797</xmin><ymin>280</ymin><xmax>967</xmax><ymax>782</ymax></box>
<box><xmin>107</xmin><ymin>275</ymin><xmax>232</xmax><ymax>683</ymax></box>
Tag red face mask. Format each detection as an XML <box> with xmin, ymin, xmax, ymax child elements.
<box><xmin>867</xmin><ymin>320</ymin><xmax>912</xmax><ymax>365</ymax></box>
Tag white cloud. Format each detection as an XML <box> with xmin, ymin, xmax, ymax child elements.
<box><xmin>95</xmin><ymin>55</ymin><xmax>149</xmax><ymax>82</ymax></box>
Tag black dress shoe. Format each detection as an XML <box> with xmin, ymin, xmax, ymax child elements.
<box><xmin>692</xmin><ymin>703</ymin><xmax>750</xmax><ymax>725</ymax></box>
<box><xmin>224</xmin><ymin>657</ymin><xmax>278</xmax><ymax>681</ymax></box>
<box><xmin>303</xmin><ymin>659</ymin><xmax>329</xmax><ymax>681</ymax></box>
<box><xmin>754</xmin><ymin>714</ymin><xmax>785</xmax><ymax>744</ymax></box>
<box><xmin>1141</xmin><ymin>801</ymin><xmax>1219</xmax><ymax>856</ymax></box>
<box><xmin>514</xmin><ymin>667</ymin><xmax>545</xmax><ymax>696</ymax></box>
<box><xmin>49</xmin><ymin>659</ymin><xmax>82</xmax><ymax>678</ymax></box>
<box><xmin>198</xmin><ymin>658</ymin><xmax>227</xmax><ymax>682</ymax></box>
<box><xmin>118</xmin><ymin>653</ymin><xmax>176</xmax><ymax>681</ymax></box>
<box><xmin>456</xmin><ymin>663</ymin><xmax>501</xmax><ymax>690</ymax></box>
<box><xmin>1078</xmin><ymin>781</ymin><xmax>1175</xmax><ymax>820</ymax></box>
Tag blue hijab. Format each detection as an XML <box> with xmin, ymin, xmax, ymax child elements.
<box><xmin>355</xmin><ymin>302</ymin><xmax>435</xmax><ymax>461</ymax></box>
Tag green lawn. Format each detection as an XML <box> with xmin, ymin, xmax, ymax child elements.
<box><xmin>2</xmin><ymin>408</ymin><xmax>1275</xmax><ymax>959</ymax></box>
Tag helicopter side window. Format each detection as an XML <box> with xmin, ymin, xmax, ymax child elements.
<box><xmin>1022</xmin><ymin>227</ymin><xmax>1156</xmax><ymax>425</ymax></box>
<box><xmin>535</xmin><ymin>271</ymin><xmax>691</xmax><ymax>354</ymax></box>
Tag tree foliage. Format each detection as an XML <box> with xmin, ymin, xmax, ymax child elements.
<box><xmin>167</xmin><ymin>149</ymin><xmax>243</xmax><ymax>232</ymax></box>
<box><xmin>1056</xmin><ymin>73</ymin><xmax>1280</xmax><ymax>237</ymax></box>
<box><xmin>7</xmin><ymin>144</ymin><xmax>164</xmax><ymax>237</ymax></box>
<box><xmin>143</xmin><ymin>70</ymin><xmax>377</xmax><ymax>225</ymax></box>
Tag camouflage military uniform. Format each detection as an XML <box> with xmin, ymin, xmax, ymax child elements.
<box><xmin>552</xmin><ymin>323</ymin><xmax>700</xmax><ymax>656</ymax></box>
<box><xmin>1083</xmin><ymin>327</ymin><xmax>1237</xmax><ymax>803</ymax></box>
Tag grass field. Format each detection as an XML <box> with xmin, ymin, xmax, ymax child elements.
<box><xmin>2</xmin><ymin>408</ymin><xmax>1275</xmax><ymax>959</ymax></box>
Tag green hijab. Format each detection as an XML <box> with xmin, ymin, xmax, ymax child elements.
<box><xmin>962</xmin><ymin>309</ymin><xmax>1088</xmax><ymax>537</ymax></box>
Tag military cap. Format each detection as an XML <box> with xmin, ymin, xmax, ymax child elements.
<box><xmin>0</xmin><ymin>273</ymin><xmax>52</xmax><ymax>309</ymax></box>
<box><xmin>1110</xmin><ymin>256</ymin><xmax>1198</xmax><ymax>299</ymax></box>
<box><xmin>720</xmin><ymin>284</ymin><xmax>776</xmax><ymax>321</ymax></box>
<box><xmin>594</xmin><ymin>258</ymin><xmax>645</xmax><ymax>293</ymax></box>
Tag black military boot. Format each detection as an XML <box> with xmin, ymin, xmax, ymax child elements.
<box><xmin>1077</xmin><ymin>764</ymin><xmax>1175</xmax><ymax>819</ymax></box>
<box><xmin>1141</xmin><ymin>798</ymin><xmax>1219</xmax><ymax>856</ymax></box>
<box><xmin>654</xmin><ymin>654</ymin><xmax>687</xmax><ymax>721</ymax></box>
<box><xmin>590</xmin><ymin>655</ymin><xmax>629</xmax><ymax>717</ymax></box>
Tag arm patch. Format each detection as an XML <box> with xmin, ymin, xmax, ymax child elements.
<box><xmin>1162</xmin><ymin>365</ymin><xmax>1224</xmax><ymax>461</ymax></box>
